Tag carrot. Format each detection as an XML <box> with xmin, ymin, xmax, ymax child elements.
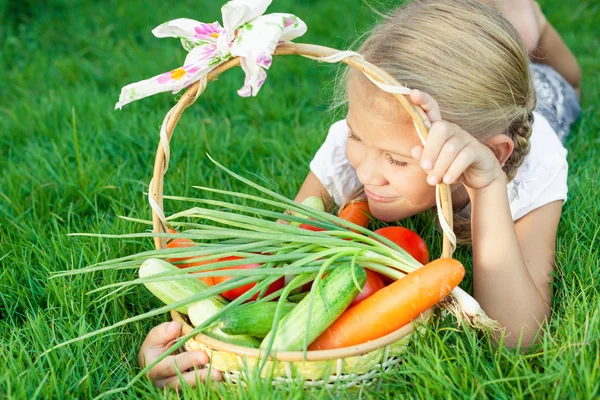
<box><xmin>338</xmin><ymin>201</ymin><xmax>370</xmax><ymax>229</ymax></box>
<box><xmin>308</xmin><ymin>258</ymin><xmax>465</xmax><ymax>350</ymax></box>
<box><xmin>166</xmin><ymin>228</ymin><xmax>214</xmax><ymax>285</ymax></box>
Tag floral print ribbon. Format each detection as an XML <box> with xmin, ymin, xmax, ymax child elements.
<box><xmin>115</xmin><ymin>0</ymin><xmax>307</xmax><ymax>109</ymax></box>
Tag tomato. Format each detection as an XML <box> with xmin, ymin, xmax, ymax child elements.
<box><xmin>166</xmin><ymin>230</ymin><xmax>214</xmax><ymax>285</ymax></box>
<box><xmin>299</xmin><ymin>219</ymin><xmax>327</xmax><ymax>232</ymax></box>
<box><xmin>212</xmin><ymin>256</ymin><xmax>285</xmax><ymax>302</ymax></box>
<box><xmin>349</xmin><ymin>269</ymin><xmax>386</xmax><ymax>307</ymax></box>
<box><xmin>374</xmin><ymin>226</ymin><xmax>429</xmax><ymax>265</ymax></box>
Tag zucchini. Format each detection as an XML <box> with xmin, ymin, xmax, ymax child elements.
<box><xmin>188</xmin><ymin>302</ymin><xmax>261</xmax><ymax>348</ymax></box>
<box><xmin>260</xmin><ymin>264</ymin><xmax>366</xmax><ymax>351</ymax></box>
<box><xmin>290</xmin><ymin>196</ymin><xmax>325</xmax><ymax>226</ymax></box>
<box><xmin>139</xmin><ymin>258</ymin><xmax>226</xmax><ymax>314</ymax></box>
<box><xmin>219</xmin><ymin>302</ymin><xmax>296</xmax><ymax>338</ymax></box>
<box><xmin>139</xmin><ymin>258</ymin><xmax>260</xmax><ymax>348</ymax></box>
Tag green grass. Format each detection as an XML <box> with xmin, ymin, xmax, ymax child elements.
<box><xmin>1</xmin><ymin>0</ymin><xmax>598</xmax><ymax>398</ymax></box>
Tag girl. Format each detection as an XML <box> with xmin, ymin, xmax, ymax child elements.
<box><xmin>139</xmin><ymin>0</ymin><xmax>581</xmax><ymax>388</ymax></box>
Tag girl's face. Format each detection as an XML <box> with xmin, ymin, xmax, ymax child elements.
<box><xmin>346</xmin><ymin>76</ymin><xmax>436</xmax><ymax>222</ymax></box>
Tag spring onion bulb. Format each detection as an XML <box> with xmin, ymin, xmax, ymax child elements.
<box><xmin>447</xmin><ymin>287</ymin><xmax>500</xmax><ymax>330</ymax></box>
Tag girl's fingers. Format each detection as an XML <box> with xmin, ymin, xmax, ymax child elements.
<box><xmin>411</xmin><ymin>145</ymin><xmax>423</xmax><ymax>161</ymax></box>
<box><xmin>157</xmin><ymin>367</ymin><xmax>223</xmax><ymax>389</ymax></box>
<box><xmin>410</xmin><ymin>89</ymin><xmax>442</xmax><ymax>123</ymax></box>
<box><xmin>144</xmin><ymin>322</ymin><xmax>182</xmax><ymax>349</ymax></box>
<box><xmin>138</xmin><ymin>322</ymin><xmax>182</xmax><ymax>367</ymax></box>
<box><xmin>427</xmin><ymin>137</ymin><xmax>469</xmax><ymax>185</ymax></box>
<box><xmin>147</xmin><ymin>351</ymin><xmax>210</xmax><ymax>381</ymax></box>
<box><xmin>441</xmin><ymin>148</ymin><xmax>475</xmax><ymax>185</ymax></box>
<box><xmin>420</xmin><ymin>122</ymin><xmax>455</xmax><ymax>171</ymax></box>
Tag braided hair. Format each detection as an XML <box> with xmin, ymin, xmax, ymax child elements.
<box><xmin>504</xmin><ymin>109</ymin><xmax>535</xmax><ymax>181</ymax></box>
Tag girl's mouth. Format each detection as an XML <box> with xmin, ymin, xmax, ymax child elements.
<box><xmin>364</xmin><ymin>188</ymin><xmax>397</xmax><ymax>203</ymax></box>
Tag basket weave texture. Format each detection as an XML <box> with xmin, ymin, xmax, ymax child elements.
<box><xmin>172</xmin><ymin>308</ymin><xmax>431</xmax><ymax>384</ymax></box>
<box><xmin>150</xmin><ymin>43</ymin><xmax>456</xmax><ymax>386</ymax></box>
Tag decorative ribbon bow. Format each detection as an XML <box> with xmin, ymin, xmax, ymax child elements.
<box><xmin>115</xmin><ymin>0</ymin><xmax>307</xmax><ymax>109</ymax></box>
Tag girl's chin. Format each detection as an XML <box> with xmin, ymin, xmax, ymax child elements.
<box><xmin>368</xmin><ymin>199</ymin><xmax>431</xmax><ymax>222</ymax></box>
<box><xmin>368</xmin><ymin>202</ymin><xmax>410</xmax><ymax>222</ymax></box>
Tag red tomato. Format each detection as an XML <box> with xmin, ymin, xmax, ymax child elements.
<box><xmin>299</xmin><ymin>221</ymin><xmax>327</xmax><ymax>232</ymax></box>
<box><xmin>374</xmin><ymin>226</ymin><xmax>429</xmax><ymax>265</ymax></box>
<box><xmin>167</xmin><ymin>230</ymin><xmax>214</xmax><ymax>285</ymax></box>
<box><xmin>349</xmin><ymin>269</ymin><xmax>386</xmax><ymax>307</ymax></box>
<box><xmin>212</xmin><ymin>256</ymin><xmax>285</xmax><ymax>302</ymax></box>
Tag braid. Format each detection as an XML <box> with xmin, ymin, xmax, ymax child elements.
<box><xmin>504</xmin><ymin>109</ymin><xmax>534</xmax><ymax>181</ymax></box>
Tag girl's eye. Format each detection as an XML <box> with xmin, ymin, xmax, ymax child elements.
<box><xmin>348</xmin><ymin>131</ymin><xmax>362</xmax><ymax>143</ymax></box>
<box><xmin>387</xmin><ymin>155</ymin><xmax>408</xmax><ymax>167</ymax></box>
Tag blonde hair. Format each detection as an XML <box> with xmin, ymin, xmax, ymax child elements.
<box><xmin>336</xmin><ymin>0</ymin><xmax>536</xmax><ymax>243</ymax></box>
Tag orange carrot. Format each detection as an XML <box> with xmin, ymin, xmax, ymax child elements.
<box><xmin>308</xmin><ymin>258</ymin><xmax>465</xmax><ymax>350</ymax></box>
<box><xmin>338</xmin><ymin>201</ymin><xmax>370</xmax><ymax>229</ymax></box>
<box><xmin>166</xmin><ymin>228</ymin><xmax>214</xmax><ymax>285</ymax></box>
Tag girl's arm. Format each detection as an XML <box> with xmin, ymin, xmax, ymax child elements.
<box><xmin>529</xmin><ymin>1</ymin><xmax>580</xmax><ymax>92</ymax></box>
<box><xmin>293</xmin><ymin>171</ymin><xmax>333</xmax><ymax>209</ymax></box>
<box><xmin>467</xmin><ymin>177</ymin><xmax>561</xmax><ymax>347</ymax></box>
<box><xmin>484</xmin><ymin>0</ymin><xmax>581</xmax><ymax>92</ymax></box>
<box><xmin>480</xmin><ymin>0</ymin><xmax>541</xmax><ymax>53</ymax></box>
<box><xmin>531</xmin><ymin>22</ymin><xmax>581</xmax><ymax>93</ymax></box>
<box><xmin>410</xmin><ymin>90</ymin><xmax>559</xmax><ymax>347</ymax></box>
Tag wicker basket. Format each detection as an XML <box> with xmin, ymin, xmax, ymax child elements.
<box><xmin>149</xmin><ymin>43</ymin><xmax>456</xmax><ymax>388</ymax></box>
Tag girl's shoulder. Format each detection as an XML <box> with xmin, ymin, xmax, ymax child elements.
<box><xmin>309</xmin><ymin>120</ymin><xmax>359</xmax><ymax>206</ymax></box>
<box><xmin>322</xmin><ymin>119</ymin><xmax>349</xmax><ymax>143</ymax></box>
<box><xmin>507</xmin><ymin>111</ymin><xmax>569</xmax><ymax>220</ymax></box>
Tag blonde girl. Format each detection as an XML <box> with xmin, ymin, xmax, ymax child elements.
<box><xmin>139</xmin><ymin>0</ymin><xmax>581</xmax><ymax>387</ymax></box>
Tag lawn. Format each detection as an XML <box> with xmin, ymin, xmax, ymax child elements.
<box><xmin>1</xmin><ymin>0</ymin><xmax>598</xmax><ymax>398</ymax></box>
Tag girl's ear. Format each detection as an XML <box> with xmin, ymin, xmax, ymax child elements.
<box><xmin>484</xmin><ymin>134</ymin><xmax>514</xmax><ymax>167</ymax></box>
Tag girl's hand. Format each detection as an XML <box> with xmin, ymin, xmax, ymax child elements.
<box><xmin>409</xmin><ymin>90</ymin><xmax>506</xmax><ymax>190</ymax></box>
<box><xmin>138</xmin><ymin>321</ymin><xmax>222</xmax><ymax>388</ymax></box>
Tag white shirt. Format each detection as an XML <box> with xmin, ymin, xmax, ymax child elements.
<box><xmin>309</xmin><ymin>111</ymin><xmax>568</xmax><ymax>221</ymax></box>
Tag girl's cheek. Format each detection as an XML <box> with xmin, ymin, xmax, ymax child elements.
<box><xmin>390</xmin><ymin>169</ymin><xmax>435</xmax><ymax>203</ymax></box>
<box><xmin>346</xmin><ymin>142</ymin><xmax>362</xmax><ymax>170</ymax></box>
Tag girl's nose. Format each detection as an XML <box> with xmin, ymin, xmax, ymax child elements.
<box><xmin>356</xmin><ymin>152</ymin><xmax>387</xmax><ymax>187</ymax></box>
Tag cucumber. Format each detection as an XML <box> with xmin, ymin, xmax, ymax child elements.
<box><xmin>139</xmin><ymin>258</ymin><xmax>227</xmax><ymax>314</ymax></box>
<box><xmin>260</xmin><ymin>264</ymin><xmax>366</xmax><ymax>351</ymax></box>
<box><xmin>139</xmin><ymin>258</ymin><xmax>260</xmax><ymax>348</ymax></box>
<box><xmin>290</xmin><ymin>196</ymin><xmax>325</xmax><ymax>226</ymax></box>
<box><xmin>188</xmin><ymin>302</ymin><xmax>261</xmax><ymax>348</ymax></box>
<box><xmin>219</xmin><ymin>302</ymin><xmax>296</xmax><ymax>338</ymax></box>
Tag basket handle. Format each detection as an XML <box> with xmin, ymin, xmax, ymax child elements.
<box><xmin>149</xmin><ymin>43</ymin><xmax>455</xmax><ymax>259</ymax></box>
